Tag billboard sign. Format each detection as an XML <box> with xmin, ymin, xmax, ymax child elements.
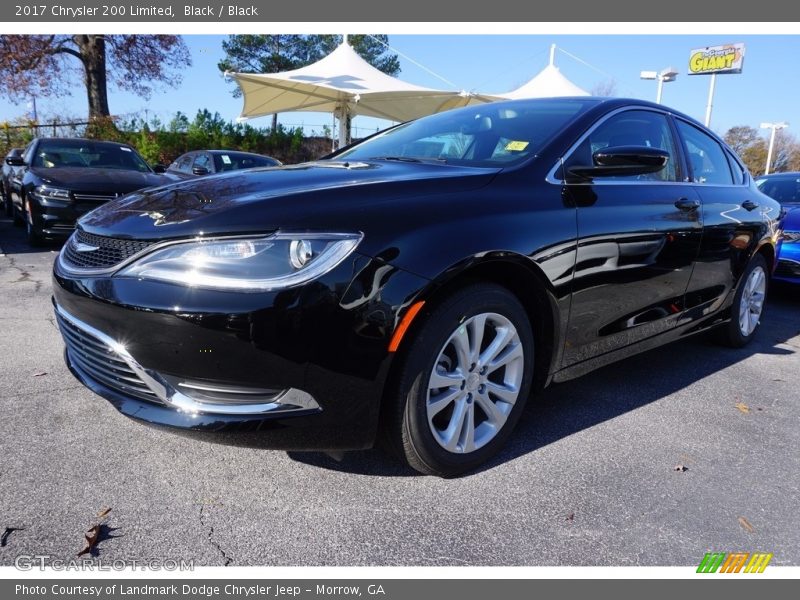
<box><xmin>688</xmin><ymin>43</ymin><xmax>745</xmax><ymax>75</ymax></box>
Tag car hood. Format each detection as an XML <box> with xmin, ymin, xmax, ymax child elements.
<box><xmin>33</xmin><ymin>167</ymin><xmax>168</xmax><ymax>193</ymax></box>
<box><xmin>78</xmin><ymin>161</ymin><xmax>501</xmax><ymax>240</ymax></box>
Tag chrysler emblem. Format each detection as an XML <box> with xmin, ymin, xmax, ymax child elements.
<box><xmin>74</xmin><ymin>242</ymin><xmax>99</xmax><ymax>252</ymax></box>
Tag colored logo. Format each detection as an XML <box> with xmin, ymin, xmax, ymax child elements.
<box><xmin>688</xmin><ymin>43</ymin><xmax>746</xmax><ymax>75</ymax></box>
<box><xmin>697</xmin><ymin>552</ymin><xmax>773</xmax><ymax>573</ymax></box>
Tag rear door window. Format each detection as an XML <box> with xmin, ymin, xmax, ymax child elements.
<box><xmin>676</xmin><ymin>120</ymin><xmax>734</xmax><ymax>185</ymax></box>
<box><xmin>724</xmin><ymin>150</ymin><xmax>746</xmax><ymax>185</ymax></box>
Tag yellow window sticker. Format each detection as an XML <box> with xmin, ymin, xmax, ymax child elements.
<box><xmin>505</xmin><ymin>141</ymin><xmax>529</xmax><ymax>152</ymax></box>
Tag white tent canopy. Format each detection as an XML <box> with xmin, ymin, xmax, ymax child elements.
<box><xmin>500</xmin><ymin>45</ymin><xmax>590</xmax><ymax>99</ymax></box>
<box><xmin>229</xmin><ymin>41</ymin><xmax>498</xmax><ymax>146</ymax></box>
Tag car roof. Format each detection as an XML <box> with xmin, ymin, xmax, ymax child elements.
<box><xmin>35</xmin><ymin>137</ymin><xmax>134</xmax><ymax>149</ymax></box>
<box><xmin>428</xmin><ymin>96</ymin><xmax>718</xmax><ymax>146</ymax></box>
<box><xmin>205</xmin><ymin>150</ymin><xmax>273</xmax><ymax>158</ymax></box>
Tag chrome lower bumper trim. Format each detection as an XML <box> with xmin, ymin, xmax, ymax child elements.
<box><xmin>55</xmin><ymin>303</ymin><xmax>320</xmax><ymax>416</ymax></box>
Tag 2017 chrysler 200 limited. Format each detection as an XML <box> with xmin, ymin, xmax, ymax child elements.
<box><xmin>53</xmin><ymin>98</ymin><xmax>782</xmax><ymax>476</ymax></box>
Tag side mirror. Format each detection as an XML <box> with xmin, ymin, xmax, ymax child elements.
<box><xmin>192</xmin><ymin>166</ymin><xmax>209</xmax><ymax>176</ymax></box>
<box><xmin>567</xmin><ymin>146</ymin><xmax>669</xmax><ymax>180</ymax></box>
<box><xmin>5</xmin><ymin>156</ymin><xmax>25</xmax><ymax>167</ymax></box>
<box><xmin>152</xmin><ymin>164</ymin><xmax>167</xmax><ymax>174</ymax></box>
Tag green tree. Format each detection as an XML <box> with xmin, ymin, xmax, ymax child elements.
<box><xmin>0</xmin><ymin>35</ymin><xmax>190</xmax><ymax>120</ymax></box>
<box><xmin>218</xmin><ymin>34</ymin><xmax>399</xmax><ymax>131</ymax></box>
<box><xmin>303</xmin><ymin>35</ymin><xmax>400</xmax><ymax>76</ymax></box>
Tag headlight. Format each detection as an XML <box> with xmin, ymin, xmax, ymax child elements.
<box><xmin>32</xmin><ymin>185</ymin><xmax>72</xmax><ymax>205</ymax></box>
<box><xmin>783</xmin><ymin>231</ymin><xmax>800</xmax><ymax>243</ymax></box>
<box><xmin>116</xmin><ymin>232</ymin><xmax>363</xmax><ymax>291</ymax></box>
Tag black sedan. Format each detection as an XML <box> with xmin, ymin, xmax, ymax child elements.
<box><xmin>2</xmin><ymin>147</ymin><xmax>24</xmax><ymax>216</ymax></box>
<box><xmin>52</xmin><ymin>98</ymin><xmax>782</xmax><ymax>476</ymax></box>
<box><xmin>8</xmin><ymin>138</ymin><xmax>169</xmax><ymax>245</ymax></box>
<box><xmin>164</xmin><ymin>150</ymin><xmax>281</xmax><ymax>180</ymax></box>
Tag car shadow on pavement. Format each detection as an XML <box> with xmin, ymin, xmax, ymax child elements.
<box><xmin>288</xmin><ymin>284</ymin><xmax>799</xmax><ymax>477</ymax></box>
<box><xmin>0</xmin><ymin>216</ymin><xmax>65</xmax><ymax>255</ymax></box>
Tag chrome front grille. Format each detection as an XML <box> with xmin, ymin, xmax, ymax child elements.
<box><xmin>56</xmin><ymin>310</ymin><xmax>159</xmax><ymax>403</ymax></box>
<box><xmin>73</xmin><ymin>193</ymin><xmax>119</xmax><ymax>203</ymax></box>
<box><xmin>61</xmin><ymin>230</ymin><xmax>155</xmax><ymax>271</ymax></box>
<box><xmin>55</xmin><ymin>304</ymin><xmax>320</xmax><ymax>416</ymax></box>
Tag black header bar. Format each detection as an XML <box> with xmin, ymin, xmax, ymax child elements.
<box><xmin>2</xmin><ymin>0</ymin><xmax>800</xmax><ymax>22</ymax></box>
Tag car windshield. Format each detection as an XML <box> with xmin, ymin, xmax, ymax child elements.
<box><xmin>756</xmin><ymin>176</ymin><xmax>800</xmax><ymax>204</ymax></box>
<box><xmin>336</xmin><ymin>99</ymin><xmax>596</xmax><ymax>168</ymax></box>
<box><xmin>213</xmin><ymin>153</ymin><xmax>279</xmax><ymax>172</ymax></box>
<box><xmin>32</xmin><ymin>140</ymin><xmax>151</xmax><ymax>172</ymax></box>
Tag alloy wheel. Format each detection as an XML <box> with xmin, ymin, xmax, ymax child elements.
<box><xmin>738</xmin><ymin>265</ymin><xmax>766</xmax><ymax>336</ymax></box>
<box><xmin>426</xmin><ymin>312</ymin><xmax>524</xmax><ymax>454</ymax></box>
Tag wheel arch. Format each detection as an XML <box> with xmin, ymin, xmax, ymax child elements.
<box><xmin>755</xmin><ymin>239</ymin><xmax>776</xmax><ymax>274</ymax></box>
<box><xmin>382</xmin><ymin>254</ymin><xmax>561</xmax><ymax>412</ymax></box>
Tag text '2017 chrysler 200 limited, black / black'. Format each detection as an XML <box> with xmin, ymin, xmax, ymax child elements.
<box><xmin>52</xmin><ymin>98</ymin><xmax>782</xmax><ymax>476</ymax></box>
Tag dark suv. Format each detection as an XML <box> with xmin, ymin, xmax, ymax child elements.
<box><xmin>8</xmin><ymin>138</ymin><xmax>169</xmax><ymax>245</ymax></box>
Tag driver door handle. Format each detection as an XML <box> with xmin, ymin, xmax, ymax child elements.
<box><xmin>674</xmin><ymin>197</ymin><xmax>700</xmax><ymax>211</ymax></box>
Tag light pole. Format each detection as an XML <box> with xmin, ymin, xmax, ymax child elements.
<box><xmin>640</xmin><ymin>67</ymin><xmax>679</xmax><ymax>104</ymax></box>
<box><xmin>760</xmin><ymin>121</ymin><xmax>788</xmax><ymax>175</ymax></box>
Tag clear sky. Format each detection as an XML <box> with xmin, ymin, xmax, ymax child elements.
<box><xmin>2</xmin><ymin>34</ymin><xmax>798</xmax><ymax>139</ymax></box>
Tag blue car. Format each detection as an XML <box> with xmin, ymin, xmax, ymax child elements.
<box><xmin>756</xmin><ymin>173</ymin><xmax>800</xmax><ymax>283</ymax></box>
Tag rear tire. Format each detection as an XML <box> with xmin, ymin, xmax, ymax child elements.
<box><xmin>386</xmin><ymin>284</ymin><xmax>535</xmax><ymax>477</ymax></box>
<box><xmin>717</xmin><ymin>253</ymin><xmax>768</xmax><ymax>348</ymax></box>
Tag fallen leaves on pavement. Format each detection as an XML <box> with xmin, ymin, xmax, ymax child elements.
<box><xmin>735</xmin><ymin>402</ymin><xmax>750</xmax><ymax>414</ymax></box>
<box><xmin>77</xmin><ymin>507</ymin><xmax>114</xmax><ymax>557</ymax></box>
<box><xmin>738</xmin><ymin>516</ymin><xmax>755</xmax><ymax>533</ymax></box>
<box><xmin>77</xmin><ymin>525</ymin><xmax>101</xmax><ymax>557</ymax></box>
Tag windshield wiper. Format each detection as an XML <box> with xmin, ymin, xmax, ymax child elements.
<box><xmin>368</xmin><ymin>156</ymin><xmax>447</xmax><ymax>164</ymax></box>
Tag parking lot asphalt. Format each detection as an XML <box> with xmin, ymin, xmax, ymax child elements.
<box><xmin>0</xmin><ymin>213</ymin><xmax>798</xmax><ymax>567</ymax></box>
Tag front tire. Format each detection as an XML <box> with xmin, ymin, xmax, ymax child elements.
<box><xmin>24</xmin><ymin>197</ymin><xmax>43</xmax><ymax>246</ymax></box>
<box><xmin>1</xmin><ymin>185</ymin><xmax>10</xmax><ymax>217</ymax></box>
<box><xmin>12</xmin><ymin>198</ymin><xmax>24</xmax><ymax>226</ymax></box>
<box><xmin>387</xmin><ymin>284</ymin><xmax>535</xmax><ymax>477</ymax></box>
<box><xmin>718</xmin><ymin>253</ymin><xmax>768</xmax><ymax>348</ymax></box>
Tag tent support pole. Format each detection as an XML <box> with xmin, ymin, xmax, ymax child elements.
<box><xmin>337</xmin><ymin>105</ymin><xmax>351</xmax><ymax>149</ymax></box>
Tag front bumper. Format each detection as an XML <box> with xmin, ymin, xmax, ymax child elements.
<box><xmin>775</xmin><ymin>240</ymin><xmax>800</xmax><ymax>282</ymax></box>
<box><xmin>30</xmin><ymin>199</ymin><xmax>94</xmax><ymax>239</ymax></box>
<box><xmin>52</xmin><ymin>253</ymin><xmax>430</xmax><ymax>450</ymax></box>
